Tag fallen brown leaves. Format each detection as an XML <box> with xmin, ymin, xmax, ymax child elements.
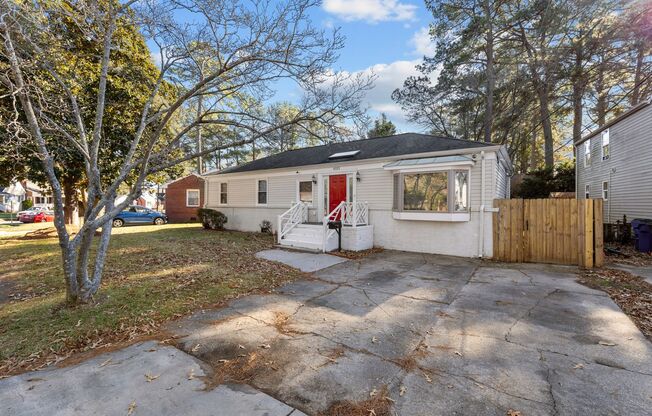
<box><xmin>578</xmin><ymin>268</ymin><xmax>652</xmax><ymax>340</ymax></box>
<box><xmin>321</xmin><ymin>385</ymin><xmax>393</xmax><ymax>416</ymax></box>
<box><xmin>206</xmin><ymin>350</ymin><xmax>273</xmax><ymax>388</ymax></box>
<box><xmin>330</xmin><ymin>247</ymin><xmax>384</xmax><ymax>260</ymax></box>
<box><xmin>605</xmin><ymin>243</ymin><xmax>652</xmax><ymax>266</ymax></box>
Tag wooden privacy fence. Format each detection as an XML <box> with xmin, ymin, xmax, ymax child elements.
<box><xmin>493</xmin><ymin>199</ymin><xmax>604</xmax><ymax>267</ymax></box>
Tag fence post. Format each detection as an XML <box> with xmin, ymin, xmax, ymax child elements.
<box><xmin>594</xmin><ymin>199</ymin><xmax>604</xmax><ymax>267</ymax></box>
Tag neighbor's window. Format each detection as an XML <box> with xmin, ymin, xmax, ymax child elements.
<box><xmin>299</xmin><ymin>181</ymin><xmax>312</xmax><ymax>203</ymax></box>
<box><xmin>220</xmin><ymin>183</ymin><xmax>228</xmax><ymax>204</ymax></box>
<box><xmin>585</xmin><ymin>184</ymin><xmax>590</xmax><ymax>199</ymax></box>
<box><xmin>257</xmin><ymin>179</ymin><xmax>267</xmax><ymax>205</ymax></box>
<box><xmin>395</xmin><ymin>170</ymin><xmax>469</xmax><ymax>213</ymax></box>
<box><xmin>601</xmin><ymin>130</ymin><xmax>610</xmax><ymax>160</ymax></box>
<box><xmin>584</xmin><ymin>139</ymin><xmax>591</xmax><ymax>166</ymax></box>
<box><xmin>602</xmin><ymin>181</ymin><xmax>608</xmax><ymax>201</ymax></box>
<box><xmin>186</xmin><ymin>189</ymin><xmax>200</xmax><ymax>207</ymax></box>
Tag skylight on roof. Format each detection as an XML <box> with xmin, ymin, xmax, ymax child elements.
<box><xmin>328</xmin><ymin>150</ymin><xmax>360</xmax><ymax>159</ymax></box>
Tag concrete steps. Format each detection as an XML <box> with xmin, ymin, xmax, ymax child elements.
<box><xmin>280</xmin><ymin>224</ymin><xmax>337</xmax><ymax>251</ymax></box>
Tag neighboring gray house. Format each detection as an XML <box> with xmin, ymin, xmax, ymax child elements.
<box><xmin>575</xmin><ymin>100</ymin><xmax>652</xmax><ymax>224</ymax></box>
<box><xmin>203</xmin><ymin>133</ymin><xmax>512</xmax><ymax>258</ymax></box>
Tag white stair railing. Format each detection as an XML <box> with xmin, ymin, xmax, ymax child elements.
<box><xmin>277</xmin><ymin>201</ymin><xmax>308</xmax><ymax>243</ymax></box>
<box><xmin>321</xmin><ymin>201</ymin><xmax>369</xmax><ymax>251</ymax></box>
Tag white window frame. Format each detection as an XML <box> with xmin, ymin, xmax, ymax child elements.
<box><xmin>584</xmin><ymin>139</ymin><xmax>591</xmax><ymax>167</ymax></box>
<box><xmin>296</xmin><ymin>179</ymin><xmax>314</xmax><ymax>206</ymax></box>
<box><xmin>256</xmin><ymin>179</ymin><xmax>268</xmax><ymax>206</ymax></box>
<box><xmin>601</xmin><ymin>130</ymin><xmax>610</xmax><ymax>160</ymax></box>
<box><xmin>186</xmin><ymin>189</ymin><xmax>200</xmax><ymax>207</ymax></box>
<box><xmin>602</xmin><ymin>181</ymin><xmax>608</xmax><ymax>201</ymax></box>
<box><xmin>218</xmin><ymin>182</ymin><xmax>228</xmax><ymax>205</ymax></box>
<box><xmin>392</xmin><ymin>168</ymin><xmax>471</xmax><ymax>222</ymax></box>
<box><xmin>584</xmin><ymin>184</ymin><xmax>590</xmax><ymax>199</ymax></box>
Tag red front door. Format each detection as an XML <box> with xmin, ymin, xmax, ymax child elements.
<box><xmin>328</xmin><ymin>174</ymin><xmax>347</xmax><ymax>217</ymax></box>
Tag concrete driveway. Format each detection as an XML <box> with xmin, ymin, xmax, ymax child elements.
<box><xmin>166</xmin><ymin>250</ymin><xmax>652</xmax><ymax>415</ymax></box>
<box><xmin>2</xmin><ymin>250</ymin><xmax>651</xmax><ymax>415</ymax></box>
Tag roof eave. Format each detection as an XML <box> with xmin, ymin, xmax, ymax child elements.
<box><xmin>575</xmin><ymin>100</ymin><xmax>651</xmax><ymax>146</ymax></box>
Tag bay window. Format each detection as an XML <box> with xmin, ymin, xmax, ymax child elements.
<box><xmin>393</xmin><ymin>169</ymin><xmax>470</xmax><ymax>213</ymax></box>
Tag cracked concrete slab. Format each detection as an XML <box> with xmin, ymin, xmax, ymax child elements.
<box><xmin>255</xmin><ymin>249</ymin><xmax>347</xmax><ymax>272</ymax></box>
<box><xmin>165</xmin><ymin>251</ymin><xmax>652</xmax><ymax>414</ymax></box>
<box><xmin>0</xmin><ymin>341</ymin><xmax>303</xmax><ymax>416</ymax></box>
<box><xmin>7</xmin><ymin>250</ymin><xmax>650</xmax><ymax>416</ymax></box>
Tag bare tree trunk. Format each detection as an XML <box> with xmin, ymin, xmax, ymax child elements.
<box><xmin>63</xmin><ymin>177</ymin><xmax>79</xmax><ymax>226</ymax></box>
<box><xmin>631</xmin><ymin>42</ymin><xmax>644</xmax><ymax>106</ymax></box>
<box><xmin>482</xmin><ymin>0</ymin><xmax>495</xmax><ymax>144</ymax></box>
<box><xmin>594</xmin><ymin>61</ymin><xmax>607</xmax><ymax>126</ymax></box>
<box><xmin>572</xmin><ymin>39</ymin><xmax>585</xmax><ymax>145</ymax></box>
<box><xmin>534</xmin><ymin>82</ymin><xmax>554</xmax><ymax>168</ymax></box>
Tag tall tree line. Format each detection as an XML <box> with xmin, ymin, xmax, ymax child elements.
<box><xmin>393</xmin><ymin>0</ymin><xmax>652</xmax><ymax>171</ymax></box>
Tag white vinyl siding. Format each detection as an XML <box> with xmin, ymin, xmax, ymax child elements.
<box><xmin>576</xmin><ymin>104</ymin><xmax>652</xmax><ymax>223</ymax></box>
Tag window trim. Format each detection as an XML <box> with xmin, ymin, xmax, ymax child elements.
<box><xmin>584</xmin><ymin>139</ymin><xmax>591</xmax><ymax>167</ymax></box>
<box><xmin>393</xmin><ymin>168</ymin><xmax>471</xmax><ymax>215</ymax></box>
<box><xmin>218</xmin><ymin>182</ymin><xmax>228</xmax><ymax>205</ymax></box>
<box><xmin>585</xmin><ymin>184</ymin><xmax>590</xmax><ymax>199</ymax></box>
<box><xmin>296</xmin><ymin>179</ymin><xmax>314</xmax><ymax>206</ymax></box>
<box><xmin>186</xmin><ymin>189</ymin><xmax>200</xmax><ymax>207</ymax></box>
<box><xmin>602</xmin><ymin>181</ymin><xmax>609</xmax><ymax>201</ymax></box>
<box><xmin>601</xmin><ymin>129</ymin><xmax>610</xmax><ymax>160</ymax></box>
<box><xmin>256</xmin><ymin>179</ymin><xmax>268</xmax><ymax>206</ymax></box>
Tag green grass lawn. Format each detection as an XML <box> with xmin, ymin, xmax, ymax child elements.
<box><xmin>0</xmin><ymin>224</ymin><xmax>302</xmax><ymax>375</ymax></box>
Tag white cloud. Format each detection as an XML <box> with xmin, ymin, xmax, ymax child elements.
<box><xmin>410</xmin><ymin>26</ymin><xmax>436</xmax><ymax>57</ymax></box>
<box><xmin>323</xmin><ymin>0</ymin><xmax>417</xmax><ymax>23</ymax></box>
<box><xmin>350</xmin><ymin>60</ymin><xmax>422</xmax><ymax>130</ymax></box>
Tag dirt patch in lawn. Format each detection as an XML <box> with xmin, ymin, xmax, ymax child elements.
<box><xmin>578</xmin><ymin>268</ymin><xmax>652</xmax><ymax>340</ymax></box>
<box><xmin>320</xmin><ymin>385</ymin><xmax>393</xmax><ymax>416</ymax></box>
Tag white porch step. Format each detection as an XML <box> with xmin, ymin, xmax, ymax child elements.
<box><xmin>279</xmin><ymin>238</ymin><xmax>323</xmax><ymax>251</ymax></box>
<box><xmin>279</xmin><ymin>224</ymin><xmax>333</xmax><ymax>251</ymax></box>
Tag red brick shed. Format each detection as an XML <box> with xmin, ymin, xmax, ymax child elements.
<box><xmin>164</xmin><ymin>174</ymin><xmax>205</xmax><ymax>223</ymax></box>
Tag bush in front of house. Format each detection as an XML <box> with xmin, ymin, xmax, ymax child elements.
<box><xmin>198</xmin><ymin>208</ymin><xmax>228</xmax><ymax>230</ymax></box>
<box><xmin>21</xmin><ymin>199</ymin><xmax>33</xmax><ymax>210</ymax></box>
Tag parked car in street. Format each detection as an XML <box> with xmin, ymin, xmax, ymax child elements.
<box><xmin>17</xmin><ymin>206</ymin><xmax>48</xmax><ymax>217</ymax></box>
<box><xmin>19</xmin><ymin>210</ymin><xmax>55</xmax><ymax>223</ymax></box>
<box><xmin>112</xmin><ymin>206</ymin><xmax>168</xmax><ymax>227</ymax></box>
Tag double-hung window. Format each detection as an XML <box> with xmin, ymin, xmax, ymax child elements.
<box><xmin>219</xmin><ymin>183</ymin><xmax>228</xmax><ymax>204</ymax></box>
<box><xmin>393</xmin><ymin>170</ymin><xmax>469</xmax><ymax>213</ymax></box>
<box><xmin>584</xmin><ymin>139</ymin><xmax>591</xmax><ymax>167</ymax></box>
<box><xmin>257</xmin><ymin>180</ymin><xmax>267</xmax><ymax>205</ymax></box>
<box><xmin>585</xmin><ymin>184</ymin><xmax>590</xmax><ymax>199</ymax></box>
<box><xmin>186</xmin><ymin>189</ymin><xmax>200</xmax><ymax>207</ymax></box>
<box><xmin>601</xmin><ymin>130</ymin><xmax>610</xmax><ymax>160</ymax></box>
<box><xmin>602</xmin><ymin>181</ymin><xmax>608</xmax><ymax>201</ymax></box>
<box><xmin>298</xmin><ymin>181</ymin><xmax>313</xmax><ymax>204</ymax></box>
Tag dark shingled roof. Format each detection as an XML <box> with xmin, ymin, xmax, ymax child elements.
<box><xmin>213</xmin><ymin>133</ymin><xmax>491</xmax><ymax>174</ymax></box>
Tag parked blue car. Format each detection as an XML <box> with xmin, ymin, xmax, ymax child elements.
<box><xmin>112</xmin><ymin>205</ymin><xmax>168</xmax><ymax>227</ymax></box>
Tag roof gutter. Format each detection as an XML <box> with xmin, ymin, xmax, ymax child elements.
<box><xmin>575</xmin><ymin>100</ymin><xmax>651</xmax><ymax>146</ymax></box>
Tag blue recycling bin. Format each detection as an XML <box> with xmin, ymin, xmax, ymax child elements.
<box><xmin>632</xmin><ymin>219</ymin><xmax>652</xmax><ymax>252</ymax></box>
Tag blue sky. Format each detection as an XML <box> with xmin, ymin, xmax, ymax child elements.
<box><xmin>288</xmin><ymin>0</ymin><xmax>436</xmax><ymax>132</ymax></box>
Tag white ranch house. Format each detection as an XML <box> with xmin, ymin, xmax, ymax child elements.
<box><xmin>203</xmin><ymin>133</ymin><xmax>511</xmax><ymax>258</ymax></box>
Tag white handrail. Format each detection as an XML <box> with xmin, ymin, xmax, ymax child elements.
<box><xmin>321</xmin><ymin>201</ymin><xmax>369</xmax><ymax>251</ymax></box>
<box><xmin>278</xmin><ymin>201</ymin><xmax>308</xmax><ymax>243</ymax></box>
